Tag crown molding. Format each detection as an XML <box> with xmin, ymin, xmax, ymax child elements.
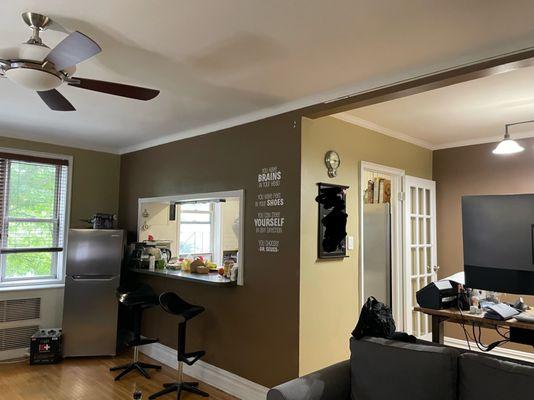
<box><xmin>118</xmin><ymin>44</ymin><xmax>534</xmax><ymax>154</ymax></box>
<box><xmin>333</xmin><ymin>112</ymin><xmax>435</xmax><ymax>150</ymax></box>
<box><xmin>334</xmin><ymin>112</ymin><xmax>534</xmax><ymax>152</ymax></box>
<box><xmin>0</xmin><ymin>130</ymin><xmax>119</xmax><ymax>154</ymax></box>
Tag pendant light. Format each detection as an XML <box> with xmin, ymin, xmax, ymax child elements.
<box><xmin>492</xmin><ymin>121</ymin><xmax>529</xmax><ymax>155</ymax></box>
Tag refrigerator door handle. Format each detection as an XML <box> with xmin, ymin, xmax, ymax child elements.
<box><xmin>71</xmin><ymin>275</ymin><xmax>116</xmax><ymax>282</ymax></box>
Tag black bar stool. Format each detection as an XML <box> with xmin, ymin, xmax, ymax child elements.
<box><xmin>110</xmin><ymin>283</ymin><xmax>161</xmax><ymax>381</ymax></box>
<box><xmin>149</xmin><ymin>292</ymin><xmax>208</xmax><ymax>399</ymax></box>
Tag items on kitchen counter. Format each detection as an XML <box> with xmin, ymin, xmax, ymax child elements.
<box><xmin>80</xmin><ymin>213</ymin><xmax>117</xmax><ymax>229</ymax></box>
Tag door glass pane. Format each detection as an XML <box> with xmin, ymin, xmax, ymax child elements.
<box><xmin>411</xmin><ymin>248</ymin><xmax>417</xmax><ymax>275</ymax></box>
<box><xmin>425</xmin><ymin>189</ymin><xmax>431</xmax><ymax>216</ymax></box>
<box><xmin>418</xmin><ymin>217</ymin><xmax>424</xmax><ymax>245</ymax></box>
<box><xmin>426</xmin><ymin>218</ymin><xmax>431</xmax><ymax>244</ymax></box>
<box><xmin>418</xmin><ymin>188</ymin><xmax>424</xmax><ymax>215</ymax></box>
<box><xmin>411</xmin><ymin>217</ymin><xmax>417</xmax><ymax>245</ymax></box>
<box><xmin>419</xmin><ymin>248</ymin><xmax>425</xmax><ymax>276</ymax></box>
<box><xmin>410</xmin><ymin>187</ymin><xmax>416</xmax><ymax>214</ymax></box>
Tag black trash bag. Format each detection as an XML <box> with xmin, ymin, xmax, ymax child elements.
<box><xmin>352</xmin><ymin>297</ymin><xmax>417</xmax><ymax>343</ymax></box>
<box><xmin>352</xmin><ymin>296</ymin><xmax>396</xmax><ymax>339</ymax></box>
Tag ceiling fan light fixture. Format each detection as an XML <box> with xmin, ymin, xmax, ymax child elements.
<box><xmin>492</xmin><ymin>131</ymin><xmax>525</xmax><ymax>155</ymax></box>
<box><xmin>18</xmin><ymin>42</ymin><xmax>50</xmax><ymax>61</ymax></box>
<box><xmin>5</xmin><ymin>67</ymin><xmax>62</xmax><ymax>91</ymax></box>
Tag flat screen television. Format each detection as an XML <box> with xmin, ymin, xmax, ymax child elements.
<box><xmin>462</xmin><ymin>194</ymin><xmax>534</xmax><ymax>295</ymax></box>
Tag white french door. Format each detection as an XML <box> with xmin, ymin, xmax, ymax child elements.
<box><xmin>403</xmin><ymin>176</ymin><xmax>437</xmax><ymax>338</ymax></box>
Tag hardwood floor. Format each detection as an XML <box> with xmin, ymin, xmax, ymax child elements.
<box><xmin>0</xmin><ymin>353</ymin><xmax>238</xmax><ymax>400</ymax></box>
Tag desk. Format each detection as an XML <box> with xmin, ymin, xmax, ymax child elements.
<box><xmin>414</xmin><ymin>306</ymin><xmax>534</xmax><ymax>344</ymax></box>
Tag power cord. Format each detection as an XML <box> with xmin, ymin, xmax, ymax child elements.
<box><xmin>456</xmin><ymin>295</ymin><xmax>510</xmax><ymax>352</ymax></box>
<box><xmin>456</xmin><ymin>303</ymin><xmax>472</xmax><ymax>351</ymax></box>
<box><xmin>471</xmin><ymin>322</ymin><xmax>509</xmax><ymax>352</ymax></box>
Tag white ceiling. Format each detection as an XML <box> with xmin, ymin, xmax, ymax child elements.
<box><xmin>2</xmin><ymin>1</ymin><xmax>534</xmax><ymax>153</ymax></box>
<box><xmin>339</xmin><ymin>63</ymin><xmax>534</xmax><ymax>150</ymax></box>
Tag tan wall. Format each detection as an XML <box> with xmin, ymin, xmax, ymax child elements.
<box><xmin>300</xmin><ymin>116</ymin><xmax>432</xmax><ymax>375</ymax></box>
<box><xmin>0</xmin><ymin>136</ymin><xmax>121</xmax><ymax>227</ymax></box>
<box><xmin>433</xmin><ymin>138</ymin><xmax>534</xmax><ymax>352</ymax></box>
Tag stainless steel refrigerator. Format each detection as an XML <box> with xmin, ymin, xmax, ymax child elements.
<box><xmin>62</xmin><ymin>229</ymin><xmax>125</xmax><ymax>357</ymax></box>
<box><xmin>363</xmin><ymin>203</ymin><xmax>391</xmax><ymax>305</ymax></box>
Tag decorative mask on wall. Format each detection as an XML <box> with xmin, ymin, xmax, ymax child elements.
<box><xmin>324</xmin><ymin>150</ymin><xmax>340</xmax><ymax>178</ymax></box>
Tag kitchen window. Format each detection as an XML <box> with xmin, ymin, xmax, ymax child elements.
<box><xmin>178</xmin><ymin>203</ymin><xmax>216</xmax><ymax>260</ymax></box>
<box><xmin>0</xmin><ymin>150</ymin><xmax>70</xmax><ymax>286</ymax></box>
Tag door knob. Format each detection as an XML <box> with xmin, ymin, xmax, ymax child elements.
<box><xmin>433</xmin><ymin>265</ymin><xmax>440</xmax><ymax>272</ymax></box>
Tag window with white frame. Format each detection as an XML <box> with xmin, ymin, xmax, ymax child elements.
<box><xmin>0</xmin><ymin>152</ymin><xmax>69</xmax><ymax>284</ymax></box>
<box><xmin>178</xmin><ymin>203</ymin><xmax>216</xmax><ymax>260</ymax></box>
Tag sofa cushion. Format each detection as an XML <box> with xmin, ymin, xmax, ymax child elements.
<box><xmin>350</xmin><ymin>337</ymin><xmax>459</xmax><ymax>400</ymax></box>
<box><xmin>459</xmin><ymin>352</ymin><xmax>534</xmax><ymax>399</ymax></box>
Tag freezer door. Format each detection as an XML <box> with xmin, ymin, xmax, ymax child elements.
<box><xmin>66</xmin><ymin>229</ymin><xmax>124</xmax><ymax>276</ymax></box>
<box><xmin>62</xmin><ymin>275</ymin><xmax>119</xmax><ymax>357</ymax></box>
<box><xmin>363</xmin><ymin>203</ymin><xmax>391</xmax><ymax>305</ymax></box>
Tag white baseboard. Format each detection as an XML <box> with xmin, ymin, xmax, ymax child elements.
<box><xmin>444</xmin><ymin>336</ymin><xmax>534</xmax><ymax>363</ymax></box>
<box><xmin>139</xmin><ymin>342</ymin><xmax>269</xmax><ymax>400</ymax></box>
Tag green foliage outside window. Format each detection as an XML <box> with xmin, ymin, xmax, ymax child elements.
<box><xmin>4</xmin><ymin>162</ymin><xmax>56</xmax><ymax>278</ymax></box>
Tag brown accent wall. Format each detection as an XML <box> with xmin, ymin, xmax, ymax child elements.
<box><xmin>434</xmin><ymin>138</ymin><xmax>534</xmax><ymax>352</ymax></box>
<box><xmin>0</xmin><ymin>135</ymin><xmax>121</xmax><ymax>227</ymax></box>
<box><xmin>119</xmin><ymin>112</ymin><xmax>301</xmax><ymax>387</ymax></box>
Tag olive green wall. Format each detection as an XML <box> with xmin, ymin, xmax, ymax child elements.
<box><xmin>0</xmin><ymin>136</ymin><xmax>121</xmax><ymax>227</ymax></box>
<box><xmin>300</xmin><ymin>116</ymin><xmax>432</xmax><ymax>375</ymax></box>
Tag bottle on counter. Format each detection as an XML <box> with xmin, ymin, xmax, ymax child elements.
<box><xmin>148</xmin><ymin>255</ymin><xmax>156</xmax><ymax>271</ymax></box>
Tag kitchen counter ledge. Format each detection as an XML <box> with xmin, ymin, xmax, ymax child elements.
<box><xmin>130</xmin><ymin>268</ymin><xmax>236</xmax><ymax>286</ymax></box>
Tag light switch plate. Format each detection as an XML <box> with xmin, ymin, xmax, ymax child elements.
<box><xmin>347</xmin><ymin>235</ymin><xmax>354</xmax><ymax>250</ymax></box>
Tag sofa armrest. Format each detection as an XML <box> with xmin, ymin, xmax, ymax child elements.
<box><xmin>267</xmin><ymin>360</ymin><xmax>351</xmax><ymax>400</ymax></box>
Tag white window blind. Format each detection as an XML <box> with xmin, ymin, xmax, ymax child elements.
<box><xmin>0</xmin><ymin>152</ymin><xmax>69</xmax><ymax>282</ymax></box>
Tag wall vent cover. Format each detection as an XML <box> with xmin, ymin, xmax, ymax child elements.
<box><xmin>0</xmin><ymin>298</ymin><xmax>41</xmax><ymax>322</ymax></box>
<box><xmin>0</xmin><ymin>325</ymin><xmax>38</xmax><ymax>351</ymax></box>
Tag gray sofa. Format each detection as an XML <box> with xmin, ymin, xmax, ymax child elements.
<box><xmin>268</xmin><ymin>336</ymin><xmax>534</xmax><ymax>400</ymax></box>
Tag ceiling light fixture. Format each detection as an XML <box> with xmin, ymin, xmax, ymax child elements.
<box><xmin>492</xmin><ymin>120</ymin><xmax>530</xmax><ymax>155</ymax></box>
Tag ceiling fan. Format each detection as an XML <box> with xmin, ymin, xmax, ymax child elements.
<box><xmin>0</xmin><ymin>12</ymin><xmax>159</xmax><ymax>111</ymax></box>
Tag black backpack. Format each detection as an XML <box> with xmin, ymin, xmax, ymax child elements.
<box><xmin>352</xmin><ymin>296</ymin><xmax>396</xmax><ymax>339</ymax></box>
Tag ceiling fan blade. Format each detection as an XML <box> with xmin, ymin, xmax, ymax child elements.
<box><xmin>37</xmin><ymin>89</ymin><xmax>76</xmax><ymax>111</ymax></box>
<box><xmin>45</xmin><ymin>31</ymin><xmax>101</xmax><ymax>71</ymax></box>
<box><xmin>68</xmin><ymin>77</ymin><xmax>160</xmax><ymax>100</ymax></box>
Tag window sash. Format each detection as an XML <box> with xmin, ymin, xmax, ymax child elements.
<box><xmin>178</xmin><ymin>204</ymin><xmax>215</xmax><ymax>257</ymax></box>
<box><xmin>0</xmin><ymin>156</ymin><xmax>68</xmax><ymax>283</ymax></box>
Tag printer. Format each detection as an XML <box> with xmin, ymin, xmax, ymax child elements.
<box><xmin>416</xmin><ymin>280</ymin><xmax>459</xmax><ymax>310</ymax></box>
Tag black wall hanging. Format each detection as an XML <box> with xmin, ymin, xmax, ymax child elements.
<box><xmin>316</xmin><ymin>183</ymin><xmax>349</xmax><ymax>259</ymax></box>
